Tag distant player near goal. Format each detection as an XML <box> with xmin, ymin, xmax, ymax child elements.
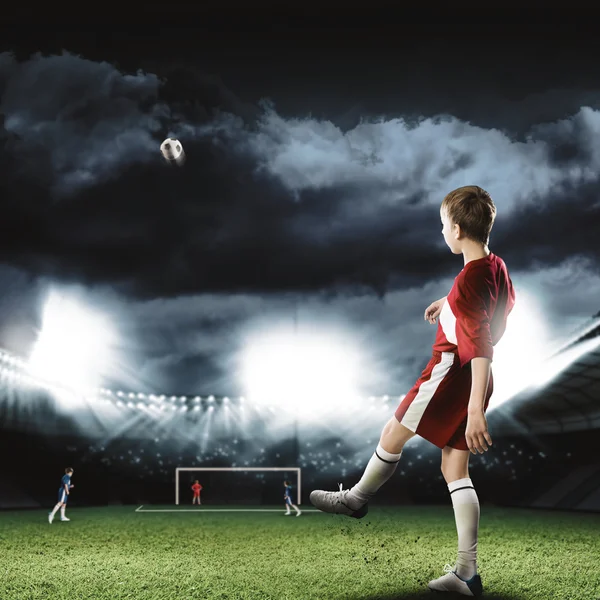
<box><xmin>48</xmin><ymin>467</ymin><xmax>74</xmax><ymax>524</ymax></box>
<box><xmin>283</xmin><ymin>480</ymin><xmax>301</xmax><ymax>517</ymax></box>
<box><xmin>191</xmin><ymin>480</ymin><xmax>203</xmax><ymax>505</ymax></box>
<box><xmin>310</xmin><ymin>186</ymin><xmax>515</xmax><ymax>597</ymax></box>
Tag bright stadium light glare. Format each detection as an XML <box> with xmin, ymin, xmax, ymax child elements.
<box><xmin>28</xmin><ymin>290</ymin><xmax>117</xmax><ymax>397</ymax></box>
<box><xmin>488</xmin><ymin>292</ymin><xmax>550</xmax><ymax>410</ymax></box>
<box><xmin>532</xmin><ymin>335</ymin><xmax>600</xmax><ymax>388</ymax></box>
<box><xmin>241</xmin><ymin>328</ymin><xmax>363</xmax><ymax>418</ymax></box>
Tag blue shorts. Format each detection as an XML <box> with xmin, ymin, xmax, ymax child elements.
<box><xmin>284</xmin><ymin>497</ymin><xmax>292</xmax><ymax>505</ymax></box>
<box><xmin>58</xmin><ymin>489</ymin><xmax>68</xmax><ymax>504</ymax></box>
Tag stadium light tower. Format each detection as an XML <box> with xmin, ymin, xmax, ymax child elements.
<box><xmin>28</xmin><ymin>290</ymin><xmax>117</xmax><ymax>399</ymax></box>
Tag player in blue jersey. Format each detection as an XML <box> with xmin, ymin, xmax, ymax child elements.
<box><xmin>48</xmin><ymin>468</ymin><xmax>74</xmax><ymax>524</ymax></box>
<box><xmin>283</xmin><ymin>480</ymin><xmax>301</xmax><ymax>517</ymax></box>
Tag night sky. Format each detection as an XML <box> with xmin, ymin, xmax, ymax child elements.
<box><xmin>1</xmin><ymin>20</ymin><xmax>599</xmax><ymax>398</ymax></box>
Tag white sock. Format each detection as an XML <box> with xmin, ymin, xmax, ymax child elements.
<box><xmin>347</xmin><ymin>444</ymin><xmax>402</xmax><ymax>509</ymax></box>
<box><xmin>448</xmin><ymin>477</ymin><xmax>479</xmax><ymax>580</ymax></box>
<box><xmin>50</xmin><ymin>503</ymin><xmax>60</xmax><ymax>517</ymax></box>
<box><xmin>60</xmin><ymin>506</ymin><xmax>66</xmax><ymax>519</ymax></box>
<box><xmin>294</xmin><ymin>505</ymin><xmax>301</xmax><ymax>514</ymax></box>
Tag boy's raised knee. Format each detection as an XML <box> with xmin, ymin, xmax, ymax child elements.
<box><xmin>380</xmin><ymin>417</ymin><xmax>415</xmax><ymax>454</ymax></box>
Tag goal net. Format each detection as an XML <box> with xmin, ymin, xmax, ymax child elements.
<box><xmin>175</xmin><ymin>467</ymin><xmax>301</xmax><ymax>506</ymax></box>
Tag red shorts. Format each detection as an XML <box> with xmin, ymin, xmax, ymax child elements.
<box><xmin>394</xmin><ymin>351</ymin><xmax>493</xmax><ymax>450</ymax></box>
<box><xmin>193</xmin><ymin>492</ymin><xmax>201</xmax><ymax>497</ymax></box>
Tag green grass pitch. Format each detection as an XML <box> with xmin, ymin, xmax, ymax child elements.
<box><xmin>1</xmin><ymin>505</ymin><xmax>599</xmax><ymax>599</ymax></box>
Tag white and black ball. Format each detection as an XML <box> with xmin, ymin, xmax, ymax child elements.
<box><xmin>160</xmin><ymin>138</ymin><xmax>185</xmax><ymax>165</ymax></box>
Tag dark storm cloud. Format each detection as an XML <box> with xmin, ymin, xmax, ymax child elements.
<box><xmin>230</xmin><ymin>108</ymin><xmax>600</xmax><ymax>272</ymax></box>
<box><xmin>492</xmin><ymin>183</ymin><xmax>600</xmax><ymax>274</ymax></box>
<box><xmin>0</xmin><ymin>53</ymin><xmax>258</xmax><ymax>197</ymax></box>
<box><xmin>1</xmin><ymin>52</ymin><xmax>600</xmax><ymax>303</ymax></box>
<box><xmin>0</xmin><ymin>52</ymin><xmax>165</xmax><ymax>195</ymax></box>
<box><xmin>415</xmin><ymin>88</ymin><xmax>600</xmax><ymax>141</ymax></box>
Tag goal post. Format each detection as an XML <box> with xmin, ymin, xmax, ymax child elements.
<box><xmin>175</xmin><ymin>467</ymin><xmax>302</xmax><ymax>506</ymax></box>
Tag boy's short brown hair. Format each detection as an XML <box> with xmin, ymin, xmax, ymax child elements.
<box><xmin>65</xmin><ymin>467</ymin><xmax>74</xmax><ymax>474</ymax></box>
<box><xmin>441</xmin><ymin>185</ymin><xmax>496</xmax><ymax>245</ymax></box>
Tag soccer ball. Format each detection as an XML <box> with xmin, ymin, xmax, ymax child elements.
<box><xmin>160</xmin><ymin>138</ymin><xmax>185</xmax><ymax>165</ymax></box>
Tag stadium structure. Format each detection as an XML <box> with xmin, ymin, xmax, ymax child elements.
<box><xmin>488</xmin><ymin>312</ymin><xmax>600</xmax><ymax>512</ymax></box>
<box><xmin>0</xmin><ymin>313</ymin><xmax>599</xmax><ymax>512</ymax></box>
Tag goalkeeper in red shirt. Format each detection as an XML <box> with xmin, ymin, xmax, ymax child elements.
<box><xmin>191</xmin><ymin>480</ymin><xmax>203</xmax><ymax>505</ymax></box>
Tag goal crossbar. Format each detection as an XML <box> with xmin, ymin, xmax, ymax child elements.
<box><xmin>175</xmin><ymin>467</ymin><xmax>301</xmax><ymax>505</ymax></box>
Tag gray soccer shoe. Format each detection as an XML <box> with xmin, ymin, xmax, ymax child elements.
<box><xmin>309</xmin><ymin>483</ymin><xmax>369</xmax><ymax>518</ymax></box>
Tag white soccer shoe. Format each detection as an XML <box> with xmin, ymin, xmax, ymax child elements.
<box><xmin>296</xmin><ymin>511</ymin><xmax>302</xmax><ymax>517</ymax></box>
<box><xmin>60</xmin><ymin>517</ymin><xmax>70</xmax><ymax>522</ymax></box>
<box><xmin>285</xmin><ymin>512</ymin><xmax>291</xmax><ymax>516</ymax></box>
<box><xmin>48</xmin><ymin>513</ymin><xmax>53</xmax><ymax>524</ymax></box>
<box><xmin>309</xmin><ymin>484</ymin><xmax>368</xmax><ymax>519</ymax></box>
<box><xmin>428</xmin><ymin>564</ymin><xmax>483</xmax><ymax>597</ymax></box>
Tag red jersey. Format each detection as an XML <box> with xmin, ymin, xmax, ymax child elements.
<box><xmin>434</xmin><ymin>253</ymin><xmax>515</xmax><ymax>368</ymax></box>
<box><xmin>191</xmin><ymin>483</ymin><xmax>202</xmax><ymax>494</ymax></box>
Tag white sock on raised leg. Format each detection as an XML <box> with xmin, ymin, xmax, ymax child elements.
<box><xmin>50</xmin><ymin>503</ymin><xmax>61</xmax><ymax>517</ymax></box>
<box><xmin>448</xmin><ymin>477</ymin><xmax>479</xmax><ymax>580</ymax></box>
<box><xmin>345</xmin><ymin>444</ymin><xmax>402</xmax><ymax>509</ymax></box>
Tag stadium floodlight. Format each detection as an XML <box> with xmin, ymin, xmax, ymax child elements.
<box><xmin>28</xmin><ymin>290</ymin><xmax>117</xmax><ymax>399</ymax></box>
<box><xmin>487</xmin><ymin>292</ymin><xmax>550</xmax><ymax>410</ymax></box>
<box><xmin>175</xmin><ymin>467</ymin><xmax>302</xmax><ymax>505</ymax></box>
<box><xmin>240</xmin><ymin>328</ymin><xmax>363</xmax><ymax>418</ymax></box>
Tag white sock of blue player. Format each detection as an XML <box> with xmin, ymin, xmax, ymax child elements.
<box><xmin>50</xmin><ymin>503</ymin><xmax>61</xmax><ymax>518</ymax></box>
<box><xmin>60</xmin><ymin>506</ymin><xmax>66</xmax><ymax>519</ymax></box>
<box><xmin>345</xmin><ymin>444</ymin><xmax>402</xmax><ymax>509</ymax></box>
<box><xmin>448</xmin><ymin>478</ymin><xmax>479</xmax><ymax>580</ymax></box>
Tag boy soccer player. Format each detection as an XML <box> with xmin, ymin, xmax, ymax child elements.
<box><xmin>191</xmin><ymin>480</ymin><xmax>203</xmax><ymax>505</ymax></box>
<box><xmin>283</xmin><ymin>480</ymin><xmax>301</xmax><ymax>516</ymax></box>
<box><xmin>48</xmin><ymin>467</ymin><xmax>74</xmax><ymax>524</ymax></box>
<box><xmin>310</xmin><ymin>186</ymin><xmax>515</xmax><ymax>597</ymax></box>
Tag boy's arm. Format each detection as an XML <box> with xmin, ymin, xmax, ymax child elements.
<box><xmin>466</xmin><ymin>357</ymin><xmax>493</xmax><ymax>454</ymax></box>
<box><xmin>468</xmin><ymin>357</ymin><xmax>491</xmax><ymax>415</ymax></box>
